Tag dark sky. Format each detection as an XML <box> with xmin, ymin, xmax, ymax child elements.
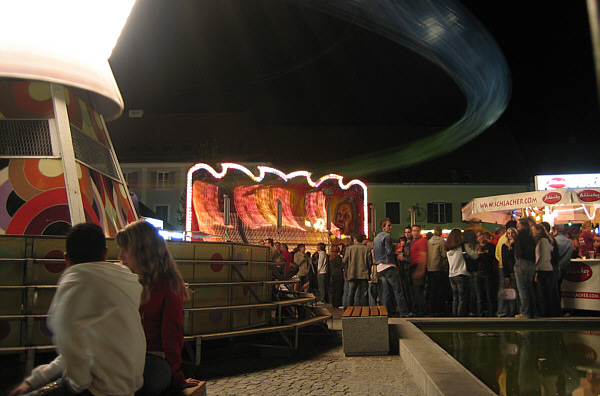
<box><xmin>108</xmin><ymin>1</ymin><xmax>600</xmax><ymax>179</ymax></box>
<box><xmin>461</xmin><ymin>1</ymin><xmax>599</xmax><ymax>142</ymax></box>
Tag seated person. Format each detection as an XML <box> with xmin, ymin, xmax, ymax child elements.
<box><xmin>117</xmin><ymin>220</ymin><xmax>200</xmax><ymax>394</ymax></box>
<box><xmin>10</xmin><ymin>222</ymin><xmax>146</xmax><ymax>395</ymax></box>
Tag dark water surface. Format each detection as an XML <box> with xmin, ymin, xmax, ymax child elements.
<box><xmin>425</xmin><ymin>329</ymin><xmax>600</xmax><ymax>396</ymax></box>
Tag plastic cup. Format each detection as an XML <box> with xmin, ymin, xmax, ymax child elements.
<box><xmin>589</xmin><ymin>251</ymin><xmax>596</xmax><ymax>259</ymax></box>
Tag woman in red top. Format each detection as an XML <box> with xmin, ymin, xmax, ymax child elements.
<box><xmin>117</xmin><ymin>220</ymin><xmax>199</xmax><ymax>395</ymax></box>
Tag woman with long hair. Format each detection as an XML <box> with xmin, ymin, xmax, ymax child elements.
<box><xmin>444</xmin><ymin>228</ymin><xmax>478</xmax><ymax>317</ymax></box>
<box><xmin>531</xmin><ymin>223</ymin><xmax>555</xmax><ymax>317</ymax></box>
<box><xmin>117</xmin><ymin>220</ymin><xmax>199</xmax><ymax>395</ymax></box>
<box><xmin>501</xmin><ymin>227</ymin><xmax>519</xmax><ymax>317</ymax></box>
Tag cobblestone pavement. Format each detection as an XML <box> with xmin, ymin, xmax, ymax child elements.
<box><xmin>193</xmin><ymin>307</ymin><xmax>424</xmax><ymax>396</ymax></box>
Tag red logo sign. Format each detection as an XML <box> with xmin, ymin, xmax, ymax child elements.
<box><xmin>547</xmin><ymin>177</ymin><xmax>566</xmax><ymax>189</ymax></box>
<box><xmin>542</xmin><ymin>192</ymin><xmax>562</xmax><ymax>204</ymax></box>
<box><xmin>578</xmin><ymin>190</ymin><xmax>600</xmax><ymax>202</ymax></box>
<box><xmin>564</xmin><ymin>262</ymin><xmax>593</xmax><ymax>282</ymax></box>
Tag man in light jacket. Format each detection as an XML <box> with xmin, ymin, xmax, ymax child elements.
<box><xmin>10</xmin><ymin>223</ymin><xmax>145</xmax><ymax>396</ymax></box>
<box><xmin>343</xmin><ymin>234</ymin><xmax>370</xmax><ymax>306</ymax></box>
<box><xmin>426</xmin><ymin>227</ymin><xmax>447</xmax><ymax>316</ymax></box>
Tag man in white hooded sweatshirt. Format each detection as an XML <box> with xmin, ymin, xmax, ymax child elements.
<box><xmin>426</xmin><ymin>227</ymin><xmax>447</xmax><ymax>316</ymax></box>
<box><xmin>10</xmin><ymin>223</ymin><xmax>145</xmax><ymax>395</ymax></box>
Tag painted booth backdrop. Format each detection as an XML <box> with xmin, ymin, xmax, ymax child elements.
<box><xmin>186</xmin><ymin>163</ymin><xmax>367</xmax><ymax>247</ymax></box>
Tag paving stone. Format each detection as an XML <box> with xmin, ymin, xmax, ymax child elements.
<box><xmin>194</xmin><ymin>309</ymin><xmax>424</xmax><ymax>395</ymax></box>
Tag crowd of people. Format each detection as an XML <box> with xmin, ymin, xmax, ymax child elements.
<box><xmin>10</xmin><ymin>219</ymin><xmax>596</xmax><ymax>394</ymax></box>
<box><xmin>10</xmin><ymin>221</ymin><xmax>198</xmax><ymax>396</ymax></box>
<box><xmin>266</xmin><ymin>217</ymin><xmax>599</xmax><ymax>319</ymax></box>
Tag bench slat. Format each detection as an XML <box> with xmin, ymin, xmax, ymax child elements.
<box><xmin>378</xmin><ymin>305</ymin><xmax>388</xmax><ymax>316</ymax></box>
<box><xmin>342</xmin><ymin>307</ymin><xmax>354</xmax><ymax>317</ymax></box>
<box><xmin>361</xmin><ymin>307</ymin><xmax>370</xmax><ymax>317</ymax></box>
<box><xmin>351</xmin><ymin>307</ymin><xmax>362</xmax><ymax>317</ymax></box>
<box><xmin>370</xmin><ymin>306</ymin><xmax>379</xmax><ymax>316</ymax></box>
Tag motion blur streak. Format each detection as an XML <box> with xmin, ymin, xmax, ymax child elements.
<box><xmin>290</xmin><ymin>0</ymin><xmax>511</xmax><ymax>175</ymax></box>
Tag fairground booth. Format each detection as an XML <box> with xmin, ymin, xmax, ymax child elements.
<box><xmin>462</xmin><ymin>173</ymin><xmax>600</xmax><ymax>312</ymax></box>
<box><xmin>185</xmin><ymin>163</ymin><xmax>368</xmax><ymax>248</ymax></box>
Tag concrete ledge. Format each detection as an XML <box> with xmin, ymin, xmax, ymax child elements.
<box><xmin>342</xmin><ymin>315</ymin><xmax>389</xmax><ymax>356</ymax></box>
<box><xmin>390</xmin><ymin>319</ymin><xmax>495</xmax><ymax>396</ymax></box>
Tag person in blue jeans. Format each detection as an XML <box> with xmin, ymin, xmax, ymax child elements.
<box><xmin>514</xmin><ymin>218</ymin><xmax>537</xmax><ymax>318</ymax></box>
<box><xmin>373</xmin><ymin>218</ymin><xmax>409</xmax><ymax>317</ymax></box>
<box><xmin>316</xmin><ymin>242</ymin><xmax>329</xmax><ymax>303</ymax></box>
<box><xmin>445</xmin><ymin>228</ymin><xmax>478</xmax><ymax>317</ymax></box>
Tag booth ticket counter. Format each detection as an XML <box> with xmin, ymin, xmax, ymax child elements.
<box><xmin>561</xmin><ymin>258</ymin><xmax>600</xmax><ymax>311</ymax></box>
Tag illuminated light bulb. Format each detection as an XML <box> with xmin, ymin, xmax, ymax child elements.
<box><xmin>1</xmin><ymin>0</ymin><xmax>137</xmax><ymax>120</ymax></box>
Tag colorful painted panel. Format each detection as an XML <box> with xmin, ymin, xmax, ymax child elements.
<box><xmin>31</xmin><ymin>317</ymin><xmax>54</xmax><ymax>346</ymax></box>
<box><xmin>0</xmin><ymin>259</ymin><xmax>25</xmax><ymax>285</ymax></box>
<box><xmin>0</xmin><ymin>236</ymin><xmax>26</xmax><ymax>258</ymax></box>
<box><xmin>250</xmin><ymin>307</ymin><xmax>268</xmax><ymax>327</ymax></box>
<box><xmin>65</xmin><ymin>87</ymin><xmax>109</xmax><ymax>145</ymax></box>
<box><xmin>0</xmin><ymin>158</ymin><xmax>71</xmax><ymax>236</ymax></box>
<box><xmin>0</xmin><ymin>82</ymin><xmax>54</xmax><ymax>120</ymax></box>
<box><xmin>186</xmin><ymin>311</ymin><xmax>229</xmax><ymax>335</ymax></box>
<box><xmin>78</xmin><ymin>165</ymin><xmax>136</xmax><ymax>237</ymax></box>
<box><xmin>0</xmin><ymin>289</ymin><xmax>23</xmax><ymax>315</ymax></box>
<box><xmin>0</xmin><ymin>319</ymin><xmax>21</xmax><ymax>347</ymax></box>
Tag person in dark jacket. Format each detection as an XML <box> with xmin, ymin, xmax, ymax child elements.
<box><xmin>501</xmin><ymin>227</ymin><xmax>519</xmax><ymax>317</ymax></box>
<box><xmin>514</xmin><ymin>218</ymin><xmax>537</xmax><ymax>318</ymax></box>
<box><xmin>329</xmin><ymin>245</ymin><xmax>345</xmax><ymax>308</ymax></box>
<box><xmin>474</xmin><ymin>230</ymin><xmax>497</xmax><ymax>317</ymax></box>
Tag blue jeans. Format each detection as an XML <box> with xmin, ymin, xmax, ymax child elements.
<box><xmin>317</xmin><ymin>273</ymin><xmax>329</xmax><ymax>302</ymax></box>
<box><xmin>449</xmin><ymin>275</ymin><xmax>469</xmax><ymax>317</ymax></box>
<box><xmin>348</xmin><ymin>279</ymin><xmax>369</xmax><ymax>306</ymax></box>
<box><xmin>536</xmin><ymin>270</ymin><xmax>554</xmax><ymax>317</ymax></box>
<box><xmin>137</xmin><ymin>353</ymin><xmax>172</xmax><ymax>396</ymax></box>
<box><xmin>408</xmin><ymin>266</ymin><xmax>426</xmax><ymax>316</ymax></box>
<box><xmin>342</xmin><ymin>279</ymin><xmax>349</xmax><ymax>310</ymax></box>
<box><xmin>368</xmin><ymin>281</ymin><xmax>381</xmax><ymax>306</ymax></box>
<box><xmin>515</xmin><ymin>258</ymin><xmax>536</xmax><ymax>318</ymax></box>
<box><xmin>427</xmin><ymin>270</ymin><xmax>448</xmax><ymax>315</ymax></box>
<box><xmin>379</xmin><ymin>267</ymin><xmax>409</xmax><ymax>317</ymax></box>
<box><xmin>474</xmin><ymin>271</ymin><xmax>497</xmax><ymax>317</ymax></box>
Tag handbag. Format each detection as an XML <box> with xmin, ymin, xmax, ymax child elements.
<box><xmin>498</xmin><ymin>286</ymin><xmax>517</xmax><ymax>301</ymax></box>
<box><xmin>370</xmin><ymin>264</ymin><xmax>379</xmax><ymax>283</ymax></box>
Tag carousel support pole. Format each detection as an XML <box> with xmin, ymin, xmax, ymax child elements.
<box><xmin>51</xmin><ymin>83</ymin><xmax>86</xmax><ymax>225</ymax></box>
<box><xmin>276</xmin><ymin>198</ymin><xmax>282</xmax><ymax>243</ymax></box>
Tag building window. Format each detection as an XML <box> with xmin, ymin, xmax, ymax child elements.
<box><xmin>427</xmin><ymin>202</ymin><xmax>452</xmax><ymax>224</ymax></box>
<box><xmin>123</xmin><ymin>171</ymin><xmax>138</xmax><ymax>189</ymax></box>
<box><xmin>385</xmin><ymin>202</ymin><xmax>401</xmax><ymax>224</ymax></box>
<box><xmin>155</xmin><ymin>171</ymin><xmax>170</xmax><ymax>189</ymax></box>
<box><xmin>155</xmin><ymin>205</ymin><xmax>169</xmax><ymax>222</ymax></box>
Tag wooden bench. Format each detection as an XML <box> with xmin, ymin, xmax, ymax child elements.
<box><xmin>341</xmin><ymin>305</ymin><xmax>389</xmax><ymax>356</ymax></box>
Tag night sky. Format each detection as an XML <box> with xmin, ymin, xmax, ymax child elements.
<box><xmin>108</xmin><ymin>1</ymin><xmax>600</xmax><ymax>179</ymax></box>
<box><xmin>461</xmin><ymin>1</ymin><xmax>600</xmax><ymax>143</ymax></box>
